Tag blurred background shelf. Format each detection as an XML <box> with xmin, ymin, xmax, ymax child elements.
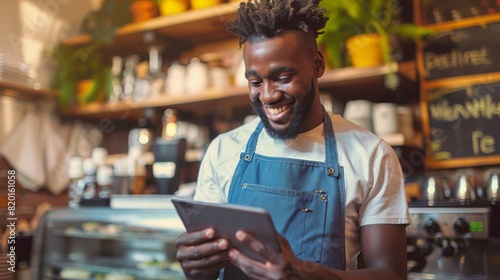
<box><xmin>63</xmin><ymin>2</ymin><xmax>240</xmax><ymax>55</ymax></box>
<box><xmin>58</xmin><ymin>60</ymin><xmax>418</xmax><ymax>120</ymax></box>
<box><xmin>0</xmin><ymin>80</ymin><xmax>58</xmax><ymax>100</ymax></box>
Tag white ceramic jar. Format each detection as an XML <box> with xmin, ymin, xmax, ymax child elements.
<box><xmin>372</xmin><ymin>102</ymin><xmax>398</xmax><ymax>135</ymax></box>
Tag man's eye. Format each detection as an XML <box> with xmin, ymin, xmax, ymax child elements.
<box><xmin>249</xmin><ymin>81</ymin><xmax>262</xmax><ymax>87</ymax></box>
<box><xmin>278</xmin><ymin>76</ymin><xmax>291</xmax><ymax>83</ymax></box>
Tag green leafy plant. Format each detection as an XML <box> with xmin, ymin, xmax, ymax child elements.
<box><xmin>318</xmin><ymin>0</ymin><xmax>433</xmax><ymax>90</ymax></box>
<box><xmin>47</xmin><ymin>42</ymin><xmax>108</xmax><ymax>108</ymax></box>
<box><xmin>47</xmin><ymin>0</ymin><xmax>133</xmax><ymax>108</ymax></box>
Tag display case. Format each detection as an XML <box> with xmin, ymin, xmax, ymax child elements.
<box><xmin>30</xmin><ymin>207</ymin><xmax>187</xmax><ymax>280</ymax></box>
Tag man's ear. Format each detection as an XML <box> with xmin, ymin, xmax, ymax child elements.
<box><xmin>314</xmin><ymin>50</ymin><xmax>326</xmax><ymax>78</ymax></box>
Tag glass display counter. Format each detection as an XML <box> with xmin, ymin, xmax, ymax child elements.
<box><xmin>30</xmin><ymin>207</ymin><xmax>186</xmax><ymax>280</ymax></box>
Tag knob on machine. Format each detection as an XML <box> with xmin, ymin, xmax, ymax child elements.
<box><xmin>423</xmin><ymin>218</ymin><xmax>441</xmax><ymax>235</ymax></box>
<box><xmin>440</xmin><ymin>239</ymin><xmax>456</xmax><ymax>257</ymax></box>
<box><xmin>453</xmin><ymin>217</ymin><xmax>470</xmax><ymax>235</ymax></box>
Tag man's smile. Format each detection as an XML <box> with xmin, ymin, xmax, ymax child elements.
<box><xmin>264</xmin><ymin>103</ymin><xmax>293</xmax><ymax>123</ymax></box>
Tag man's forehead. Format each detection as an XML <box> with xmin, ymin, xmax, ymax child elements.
<box><xmin>244</xmin><ymin>30</ymin><xmax>316</xmax><ymax>55</ymax></box>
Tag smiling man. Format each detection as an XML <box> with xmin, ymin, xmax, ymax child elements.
<box><xmin>246</xmin><ymin>31</ymin><xmax>322</xmax><ymax>140</ymax></box>
<box><xmin>175</xmin><ymin>1</ymin><xmax>410</xmax><ymax>279</ymax></box>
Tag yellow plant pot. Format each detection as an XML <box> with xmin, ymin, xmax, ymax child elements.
<box><xmin>345</xmin><ymin>34</ymin><xmax>383</xmax><ymax>67</ymax></box>
<box><xmin>189</xmin><ymin>0</ymin><xmax>221</xmax><ymax>10</ymax></box>
<box><xmin>158</xmin><ymin>0</ymin><xmax>189</xmax><ymax>15</ymax></box>
<box><xmin>76</xmin><ymin>79</ymin><xmax>105</xmax><ymax>105</ymax></box>
<box><xmin>76</xmin><ymin>79</ymin><xmax>92</xmax><ymax>94</ymax></box>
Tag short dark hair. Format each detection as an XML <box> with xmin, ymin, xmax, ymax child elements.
<box><xmin>227</xmin><ymin>0</ymin><xmax>329</xmax><ymax>46</ymax></box>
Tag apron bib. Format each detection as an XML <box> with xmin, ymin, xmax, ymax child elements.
<box><xmin>225</xmin><ymin>110</ymin><xmax>346</xmax><ymax>279</ymax></box>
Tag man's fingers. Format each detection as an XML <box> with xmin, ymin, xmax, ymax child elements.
<box><xmin>181</xmin><ymin>251</ymin><xmax>229</xmax><ymax>273</ymax></box>
<box><xmin>177</xmin><ymin>238</ymin><xmax>228</xmax><ymax>260</ymax></box>
<box><xmin>229</xmin><ymin>249</ymin><xmax>267</xmax><ymax>279</ymax></box>
<box><xmin>236</xmin><ymin>230</ymin><xmax>282</xmax><ymax>263</ymax></box>
<box><xmin>229</xmin><ymin>248</ymin><xmax>285</xmax><ymax>280</ymax></box>
<box><xmin>175</xmin><ymin>228</ymin><xmax>215</xmax><ymax>247</ymax></box>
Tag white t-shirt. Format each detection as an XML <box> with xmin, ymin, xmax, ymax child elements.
<box><xmin>194</xmin><ymin>112</ymin><xmax>410</xmax><ymax>270</ymax></box>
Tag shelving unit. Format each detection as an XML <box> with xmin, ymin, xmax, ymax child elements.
<box><xmin>63</xmin><ymin>2</ymin><xmax>240</xmax><ymax>54</ymax></box>
<box><xmin>56</xmin><ymin>2</ymin><xmax>419</xmax><ymax>120</ymax></box>
<box><xmin>58</xmin><ymin>60</ymin><xmax>418</xmax><ymax>120</ymax></box>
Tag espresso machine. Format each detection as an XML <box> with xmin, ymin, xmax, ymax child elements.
<box><xmin>406</xmin><ymin>174</ymin><xmax>500</xmax><ymax>280</ymax></box>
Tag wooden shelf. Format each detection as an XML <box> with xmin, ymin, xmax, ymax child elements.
<box><xmin>63</xmin><ymin>2</ymin><xmax>240</xmax><ymax>54</ymax></box>
<box><xmin>0</xmin><ymin>80</ymin><xmax>58</xmax><ymax>100</ymax></box>
<box><xmin>58</xmin><ymin>61</ymin><xmax>417</xmax><ymax>120</ymax></box>
<box><xmin>320</xmin><ymin>61</ymin><xmax>416</xmax><ymax>85</ymax></box>
<box><xmin>319</xmin><ymin>60</ymin><xmax>418</xmax><ymax>103</ymax></box>
<box><xmin>380</xmin><ymin>132</ymin><xmax>423</xmax><ymax>148</ymax></box>
<box><xmin>58</xmin><ymin>87</ymin><xmax>250</xmax><ymax>120</ymax></box>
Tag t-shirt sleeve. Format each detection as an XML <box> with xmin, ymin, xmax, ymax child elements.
<box><xmin>358</xmin><ymin>139</ymin><xmax>410</xmax><ymax>226</ymax></box>
<box><xmin>193</xmin><ymin>136</ymin><xmax>226</xmax><ymax>203</ymax></box>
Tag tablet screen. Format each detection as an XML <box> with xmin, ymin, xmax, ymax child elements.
<box><xmin>171</xmin><ymin>197</ymin><xmax>282</xmax><ymax>263</ymax></box>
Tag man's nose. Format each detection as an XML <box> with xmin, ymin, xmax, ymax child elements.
<box><xmin>261</xmin><ymin>81</ymin><xmax>279</xmax><ymax>101</ymax></box>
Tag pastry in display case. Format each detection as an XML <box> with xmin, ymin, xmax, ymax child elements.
<box><xmin>30</xmin><ymin>207</ymin><xmax>187</xmax><ymax>280</ymax></box>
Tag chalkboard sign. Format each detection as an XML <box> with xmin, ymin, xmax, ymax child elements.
<box><xmin>425</xmin><ymin>81</ymin><xmax>500</xmax><ymax>167</ymax></box>
<box><xmin>419</xmin><ymin>0</ymin><xmax>500</xmax><ymax>24</ymax></box>
<box><xmin>423</xmin><ymin>21</ymin><xmax>500</xmax><ymax>80</ymax></box>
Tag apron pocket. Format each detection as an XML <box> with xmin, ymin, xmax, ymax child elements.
<box><xmin>237</xmin><ymin>183</ymin><xmax>328</xmax><ymax>262</ymax></box>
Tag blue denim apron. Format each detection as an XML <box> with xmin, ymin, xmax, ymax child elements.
<box><xmin>224</xmin><ymin>110</ymin><xmax>346</xmax><ymax>278</ymax></box>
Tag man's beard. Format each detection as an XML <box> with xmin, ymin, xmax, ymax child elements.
<box><xmin>251</xmin><ymin>81</ymin><xmax>315</xmax><ymax>140</ymax></box>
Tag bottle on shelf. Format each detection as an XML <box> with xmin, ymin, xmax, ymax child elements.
<box><xmin>81</xmin><ymin>158</ymin><xmax>98</xmax><ymax>201</ymax></box>
<box><xmin>68</xmin><ymin>156</ymin><xmax>84</xmax><ymax>209</ymax></box>
<box><xmin>162</xmin><ymin>108</ymin><xmax>178</xmax><ymax>140</ymax></box>
<box><xmin>133</xmin><ymin>61</ymin><xmax>151</xmax><ymax>102</ymax></box>
<box><xmin>129</xmin><ymin>114</ymin><xmax>154</xmax><ymax>153</ymax></box>
<box><xmin>109</xmin><ymin>56</ymin><xmax>124</xmax><ymax>103</ymax></box>
<box><xmin>148</xmin><ymin>46</ymin><xmax>165</xmax><ymax>98</ymax></box>
<box><xmin>96</xmin><ymin>165</ymin><xmax>114</xmax><ymax>199</ymax></box>
<box><xmin>91</xmin><ymin>147</ymin><xmax>108</xmax><ymax>168</ymax></box>
<box><xmin>122</xmin><ymin>55</ymin><xmax>139</xmax><ymax>101</ymax></box>
<box><xmin>133</xmin><ymin>46</ymin><xmax>166</xmax><ymax>101</ymax></box>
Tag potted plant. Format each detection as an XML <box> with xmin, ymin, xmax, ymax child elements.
<box><xmin>130</xmin><ymin>0</ymin><xmax>159</xmax><ymax>22</ymax></box>
<box><xmin>47</xmin><ymin>42</ymin><xmax>111</xmax><ymax>108</ymax></box>
<box><xmin>318</xmin><ymin>0</ymin><xmax>433</xmax><ymax>90</ymax></box>
<box><xmin>47</xmin><ymin>0</ymin><xmax>133</xmax><ymax>108</ymax></box>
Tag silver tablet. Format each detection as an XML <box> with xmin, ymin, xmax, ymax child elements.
<box><xmin>171</xmin><ymin>197</ymin><xmax>282</xmax><ymax>263</ymax></box>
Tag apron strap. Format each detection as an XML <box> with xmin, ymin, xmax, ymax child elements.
<box><xmin>323</xmin><ymin>109</ymin><xmax>341</xmax><ymax>178</ymax></box>
<box><xmin>241</xmin><ymin>121</ymin><xmax>264</xmax><ymax>162</ymax></box>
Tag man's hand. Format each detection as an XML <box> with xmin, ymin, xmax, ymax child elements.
<box><xmin>228</xmin><ymin>230</ymin><xmax>305</xmax><ymax>280</ymax></box>
<box><xmin>175</xmin><ymin>228</ymin><xmax>230</xmax><ymax>280</ymax></box>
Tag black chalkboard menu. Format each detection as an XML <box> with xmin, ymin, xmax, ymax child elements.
<box><xmin>422</xmin><ymin>22</ymin><xmax>500</xmax><ymax>80</ymax></box>
<box><xmin>419</xmin><ymin>0</ymin><xmax>500</xmax><ymax>24</ymax></box>
<box><xmin>424</xmin><ymin>80</ymin><xmax>500</xmax><ymax>168</ymax></box>
<box><xmin>416</xmin><ymin>0</ymin><xmax>500</xmax><ymax>168</ymax></box>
